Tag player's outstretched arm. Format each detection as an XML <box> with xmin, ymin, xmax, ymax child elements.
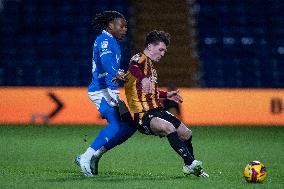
<box><xmin>166</xmin><ymin>89</ymin><xmax>183</xmax><ymax>103</ymax></box>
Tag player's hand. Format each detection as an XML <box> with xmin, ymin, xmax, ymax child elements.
<box><xmin>141</xmin><ymin>77</ymin><xmax>152</xmax><ymax>94</ymax></box>
<box><xmin>167</xmin><ymin>89</ymin><xmax>183</xmax><ymax>103</ymax></box>
<box><xmin>112</xmin><ymin>69</ymin><xmax>126</xmax><ymax>83</ymax></box>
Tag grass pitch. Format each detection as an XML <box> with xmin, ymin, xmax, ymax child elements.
<box><xmin>0</xmin><ymin>125</ymin><xmax>283</xmax><ymax>189</ymax></box>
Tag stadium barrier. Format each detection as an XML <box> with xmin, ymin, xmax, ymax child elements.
<box><xmin>0</xmin><ymin>87</ymin><xmax>283</xmax><ymax>125</ymax></box>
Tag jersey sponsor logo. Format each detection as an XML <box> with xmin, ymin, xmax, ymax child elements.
<box><xmin>149</xmin><ymin>75</ymin><xmax>157</xmax><ymax>83</ymax></box>
<box><xmin>101</xmin><ymin>40</ymin><xmax>108</xmax><ymax>49</ymax></box>
<box><xmin>149</xmin><ymin>69</ymin><xmax>158</xmax><ymax>83</ymax></box>
<box><xmin>149</xmin><ymin>76</ymin><xmax>157</xmax><ymax>83</ymax></box>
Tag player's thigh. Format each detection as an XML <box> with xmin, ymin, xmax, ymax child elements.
<box><xmin>176</xmin><ymin>123</ymin><xmax>192</xmax><ymax>140</ymax></box>
<box><xmin>96</xmin><ymin>98</ymin><xmax>121</xmax><ymax>126</ymax></box>
<box><xmin>150</xmin><ymin>117</ymin><xmax>176</xmax><ymax>136</ymax></box>
<box><xmin>150</xmin><ymin>109</ymin><xmax>181</xmax><ymax>135</ymax></box>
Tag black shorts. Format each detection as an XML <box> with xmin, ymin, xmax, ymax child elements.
<box><xmin>134</xmin><ymin>108</ymin><xmax>181</xmax><ymax>135</ymax></box>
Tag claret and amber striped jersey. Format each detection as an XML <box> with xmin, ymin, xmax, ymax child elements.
<box><xmin>124</xmin><ymin>52</ymin><xmax>167</xmax><ymax>113</ymax></box>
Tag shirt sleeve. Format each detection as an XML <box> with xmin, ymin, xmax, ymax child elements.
<box><xmin>128</xmin><ymin>63</ymin><xmax>145</xmax><ymax>80</ymax></box>
<box><xmin>159</xmin><ymin>90</ymin><xmax>167</xmax><ymax>98</ymax></box>
<box><xmin>128</xmin><ymin>54</ymin><xmax>147</xmax><ymax>80</ymax></box>
<box><xmin>98</xmin><ymin>39</ymin><xmax>118</xmax><ymax>77</ymax></box>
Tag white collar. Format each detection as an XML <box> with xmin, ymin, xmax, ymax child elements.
<box><xmin>102</xmin><ymin>30</ymin><xmax>113</xmax><ymax>38</ymax></box>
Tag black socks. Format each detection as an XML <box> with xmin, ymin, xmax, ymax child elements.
<box><xmin>184</xmin><ymin>136</ymin><xmax>194</xmax><ymax>159</ymax></box>
<box><xmin>167</xmin><ymin>131</ymin><xmax>194</xmax><ymax>165</ymax></box>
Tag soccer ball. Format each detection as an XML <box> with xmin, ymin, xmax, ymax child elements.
<box><xmin>244</xmin><ymin>161</ymin><xmax>267</xmax><ymax>183</ymax></box>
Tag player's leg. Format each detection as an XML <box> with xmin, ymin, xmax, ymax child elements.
<box><xmin>76</xmin><ymin>98</ymin><xmax>122</xmax><ymax>176</ymax></box>
<box><xmin>176</xmin><ymin>124</ymin><xmax>208</xmax><ymax>177</ymax></box>
<box><xmin>90</xmin><ymin>105</ymin><xmax>121</xmax><ymax>150</ymax></box>
<box><xmin>105</xmin><ymin>100</ymin><xmax>137</xmax><ymax>149</ymax></box>
<box><xmin>149</xmin><ymin>117</ymin><xmax>195</xmax><ymax>166</ymax></box>
<box><xmin>104</xmin><ymin>111</ymin><xmax>136</xmax><ymax>150</ymax></box>
<box><xmin>143</xmin><ymin>109</ymin><xmax>195</xmax><ymax>166</ymax></box>
<box><xmin>150</xmin><ymin>110</ymin><xmax>196</xmax><ymax>159</ymax></box>
<box><xmin>176</xmin><ymin>123</ymin><xmax>194</xmax><ymax>158</ymax></box>
<box><xmin>89</xmin><ymin>102</ymin><xmax>136</xmax><ymax>175</ymax></box>
<box><xmin>148</xmin><ymin>109</ymin><xmax>209</xmax><ymax>177</ymax></box>
<box><xmin>90</xmin><ymin>111</ymin><xmax>137</xmax><ymax>174</ymax></box>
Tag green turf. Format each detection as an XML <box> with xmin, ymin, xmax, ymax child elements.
<box><xmin>0</xmin><ymin>125</ymin><xmax>283</xmax><ymax>189</ymax></box>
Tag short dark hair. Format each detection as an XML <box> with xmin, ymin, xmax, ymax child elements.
<box><xmin>145</xmin><ymin>30</ymin><xmax>171</xmax><ymax>47</ymax></box>
<box><xmin>91</xmin><ymin>11</ymin><xmax>125</xmax><ymax>35</ymax></box>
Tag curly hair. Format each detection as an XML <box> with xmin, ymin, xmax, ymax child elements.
<box><xmin>145</xmin><ymin>30</ymin><xmax>171</xmax><ymax>47</ymax></box>
<box><xmin>91</xmin><ymin>11</ymin><xmax>125</xmax><ymax>36</ymax></box>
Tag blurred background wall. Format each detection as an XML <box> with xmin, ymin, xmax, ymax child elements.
<box><xmin>0</xmin><ymin>0</ymin><xmax>131</xmax><ymax>86</ymax></box>
<box><xmin>1</xmin><ymin>0</ymin><xmax>283</xmax><ymax>88</ymax></box>
<box><xmin>1</xmin><ymin>0</ymin><xmax>284</xmax><ymax>125</ymax></box>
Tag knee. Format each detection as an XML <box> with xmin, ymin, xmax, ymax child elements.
<box><xmin>162</xmin><ymin>122</ymin><xmax>176</xmax><ymax>135</ymax></box>
<box><xmin>178</xmin><ymin>124</ymin><xmax>192</xmax><ymax>140</ymax></box>
<box><xmin>150</xmin><ymin>117</ymin><xmax>176</xmax><ymax>136</ymax></box>
<box><xmin>150</xmin><ymin>122</ymin><xmax>176</xmax><ymax>136</ymax></box>
<box><xmin>106</xmin><ymin>116</ymin><xmax>121</xmax><ymax>135</ymax></box>
<box><xmin>107</xmin><ymin>122</ymin><xmax>120</xmax><ymax>135</ymax></box>
<box><xmin>187</xmin><ymin>127</ymin><xmax>192</xmax><ymax>138</ymax></box>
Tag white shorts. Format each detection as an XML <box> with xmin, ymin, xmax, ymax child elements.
<box><xmin>88</xmin><ymin>88</ymin><xmax>120</xmax><ymax>109</ymax></box>
<box><xmin>88</xmin><ymin>89</ymin><xmax>130</xmax><ymax>116</ymax></box>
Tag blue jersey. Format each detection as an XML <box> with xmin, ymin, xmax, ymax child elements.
<box><xmin>88</xmin><ymin>30</ymin><xmax>121</xmax><ymax>92</ymax></box>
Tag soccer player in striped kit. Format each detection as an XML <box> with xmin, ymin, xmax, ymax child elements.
<box><xmin>123</xmin><ymin>30</ymin><xmax>209</xmax><ymax>177</ymax></box>
<box><xmin>75</xmin><ymin>11</ymin><xmax>136</xmax><ymax>177</ymax></box>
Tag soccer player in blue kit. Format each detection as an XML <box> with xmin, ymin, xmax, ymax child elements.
<box><xmin>75</xmin><ymin>11</ymin><xmax>136</xmax><ymax>177</ymax></box>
